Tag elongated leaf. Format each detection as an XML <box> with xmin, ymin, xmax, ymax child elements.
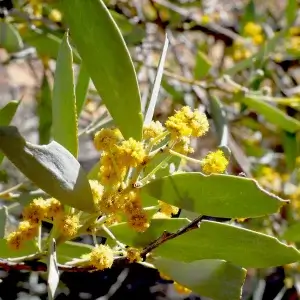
<box><xmin>52</xmin><ymin>32</ymin><xmax>78</xmax><ymax>157</ymax></box>
<box><xmin>60</xmin><ymin>0</ymin><xmax>143</xmax><ymax>140</ymax></box>
<box><xmin>282</xmin><ymin>222</ymin><xmax>300</xmax><ymax>242</ymax></box>
<box><xmin>0</xmin><ymin>21</ymin><xmax>23</xmax><ymax>52</ymax></box>
<box><xmin>153</xmin><ymin>221</ymin><xmax>300</xmax><ymax>268</ymax></box>
<box><xmin>282</xmin><ymin>131</ymin><xmax>298</xmax><ymax>171</ymax></box>
<box><xmin>0</xmin><ymin>206</ymin><xmax>8</xmax><ymax>239</ymax></box>
<box><xmin>98</xmin><ymin>218</ymin><xmax>190</xmax><ymax>248</ymax></box>
<box><xmin>57</xmin><ymin>241</ymin><xmax>92</xmax><ymax>263</ymax></box>
<box><xmin>194</xmin><ymin>51</ymin><xmax>211</xmax><ymax>80</ymax></box>
<box><xmin>0</xmin><ymin>126</ymin><xmax>95</xmax><ymax>212</ymax></box>
<box><xmin>37</xmin><ymin>74</ymin><xmax>52</xmax><ymax>145</ymax></box>
<box><xmin>239</xmin><ymin>96</ymin><xmax>300</xmax><ymax>133</ymax></box>
<box><xmin>225</xmin><ymin>29</ymin><xmax>288</xmax><ymax>75</ymax></box>
<box><xmin>210</xmin><ymin>96</ymin><xmax>228</xmax><ymax>146</ymax></box>
<box><xmin>0</xmin><ymin>101</ymin><xmax>20</xmax><ymax>126</ymax></box>
<box><xmin>286</xmin><ymin>0</ymin><xmax>297</xmax><ymax>25</ymax></box>
<box><xmin>154</xmin><ymin>258</ymin><xmax>246</xmax><ymax>300</ymax></box>
<box><xmin>47</xmin><ymin>239</ymin><xmax>59</xmax><ymax>300</ymax></box>
<box><xmin>0</xmin><ymin>101</ymin><xmax>20</xmax><ymax>165</ymax></box>
<box><xmin>75</xmin><ymin>64</ymin><xmax>90</xmax><ymax>115</ymax></box>
<box><xmin>140</xmin><ymin>173</ymin><xmax>286</xmax><ymax>218</ymax></box>
<box><xmin>144</xmin><ymin>35</ymin><xmax>169</xmax><ymax>125</ymax></box>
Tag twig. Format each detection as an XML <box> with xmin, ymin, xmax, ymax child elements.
<box><xmin>140</xmin><ymin>215</ymin><xmax>204</xmax><ymax>259</ymax></box>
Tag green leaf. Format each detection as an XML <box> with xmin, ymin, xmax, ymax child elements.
<box><xmin>194</xmin><ymin>51</ymin><xmax>211</xmax><ymax>80</ymax></box>
<box><xmin>240</xmin><ymin>0</ymin><xmax>255</xmax><ymax>28</ymax></box>
<box><xmin>47</xmin><ymin>239</ymin><xmax>59</xmax><ymax>300</ymax></box>
<box><xmin>37</xmin><ymin>74</ymin><xmax>52</xmax><ymax>145</ymax></box>
<box><xmin>238</xmin><ymin>95</ymin><xmax>300</xmax><ymax>133</ymax></box>
<box><xmin>210</xmin><ymin>96</ymin><xmax>228</xmax><ymax>146</ymax></box>
<box><xmin>225</xmin><ymin>29</ymin><xmax>288</xmax><ymax>75</ymax></box>
<box><xmin>0</xmin><ymin>238</ymin><xmax>38</xmax><ymax>258</ymax></box>
<box><xmin>0</xmin><ymin>206</ymin><xmax>8</xmax><ymax>239</ymax></box>
<box><xmin>140</xmin><ymin>173</ymin><xmax>286</xmax><ymax>218</ymax></box>
<box><xmin>0</xmin><ymin>101</ymin><xmax>20</xmax><ymax>126</ymax></box>
<box><xmin>282</xmin><ymin>131</ymin><xmax>298</xmax><ymax>171</ymax></box>
<box><xmin>57</xmin><ymin>241</ymin><xmax>92</xmax><ymax>264</ymax></box>
<box><xmin>153</xmin><ymin>258</ymin><xmax>246</xmax><ymax>300</ymax></box>
<box><xmin>0</xmin><ymin>21</ymin><xmax>23</xmax><ymax>52</ymax></box>
<box><xmin>0</xmin><ymin>126</ymin><xmax>95</xmax><ymax>213</ymax></box>
<box><xmin>75</xmin><ymin>64</ymin><xmax>90</xmax><ymax>115</ymax></box>
<box><xmin>282</xmin><ymin>222</ymin><xmax>300</xmax><ymax>242</ymax></box>
<box><xmin>98</xmin><ymin>218</ymin><xmax>190</xmax><ymax>248</ymax></box>
<box><xmin>0</xmin><ymin>100</ymin><xmax>20</xmax><ymax>165</ymax></box>
<box><xmin>60</xmin><ymin>0</ymin><xmax>143</xmax><ymax>140</ymax></box>
<box><xmin>144</xmin><ymin>35</ymin><xmax>169</xmax><ymax>125</ymax></box>
<box><xmin>286</xmin><ymin>0</ymin><xmax>297</xmax><ymax>25</ymax></box>
<box><xmin>153</xmin><ymin>220</ymin><xmax>300</xmax><ymax>268</ymax></box>
<box><xmin>52</xmin><ymin>32</ymin><xmax>78</xmax><ymax>157</ymax></box>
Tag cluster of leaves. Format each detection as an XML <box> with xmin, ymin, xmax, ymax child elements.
<box><xmin>1</xmin><ymin>0</ymin><xmax>300</xmax><ymax>299</ymax></box>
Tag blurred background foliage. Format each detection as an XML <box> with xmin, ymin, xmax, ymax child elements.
<box><xmin>1</xmin><ymin>0</ymin><xmax>300</xmax><ymax>299</ymax></box>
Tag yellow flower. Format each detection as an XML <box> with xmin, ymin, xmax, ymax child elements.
<box><xmin>6</xmin><ymin>231</ymin><xmax>23</xmax><ymax>250</ymax></box>
<box><xmin>94</xmin><ymin>128</ymin><xmax>123</xmax><ymax>151</ymax></box>
<box><xmin>44</xmin><ymin>198</ymin><xmax>63</xmax><ymax>219</ymax></box>
<box><xmin>200</xmin><ymin>149</ymin><xmax>228</xmax><ymax>174</ymax></box>
<box><xmin>143</xmin><ymin>121</ymin><xmax>165</xmax><ymax>141</ymax></box>
<box><xmin>57</xmin><ymin>214</ymin><xmax>80</xmax><ymax>238</ymax></box>
<box><xmin>201</xmin><ymin>14</ymin><xmax>210</xmax><ymax>25</ymax></box>
<box><xmin>244</xmin><ymin>22</ymin><xmax>262</xmax><ymax>36</ymax></box>
<box><xmin>99</xmin><ymin>152</ymin><xmax>127</xmax><ymax>186</ymax></box>
<box><xmin>89</xmin><ymin>180</ymin><xmax>103</xmax><ymax>206</ymax></box>
<box><xmin>126</xmin><ymin>247</ymin><xmax>141</xmax><ymax>263</ymax></box>
<box><xmin>118</xmin><ymin>138</ymin><xmax>146</xmax><ymax>167</ymax></box>
<box><xmin>99</xmin><ymin>190</ymin><xmax>124</xmax><ymax>214</ymax></box>
<box><xmin>127</xmin><ymin>212</ymin><xmax>149</xmax><ymax>233</ymax></box>
<box><xmin>165</xmin><ymin>106</ymin><xmax>209</xmax><ymax>139</ymax></box>
<box><xmin>48</xmin><ymin>9</ymin><xmax>62</xmax><ymax>23</ymax></box>
<box><xmin>23</xmin><ymin>198</ymin><xmax>47</xmax><ymax>224</ymax></box>
<box><xmin>18</xmin><ymin>221</ymin><xmax>38</xmax><ymax>240</ymax></box>
<box><xmin>158</xmin><ymin>201</ymin><xmax>179</xmax><ymax>217</ymax></box>
<box><xmin>252</xmin><ymin>34</ymin><xmax>264</xmax><ymax>45</ymax></box>
<box><xmin>89</xmin><ymin>245</ymin><xmax>114</xmax><ymax>270</ymax></box>
<box><xmin>173</xmin><ymin>136</ymin><xmax>194</xmax><ymax>154</ymax></box>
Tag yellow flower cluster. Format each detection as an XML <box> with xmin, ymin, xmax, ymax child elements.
<box><xmin>165</xmin><ymin>106</ymin><xmax>209</xmax><ymax>139</ymax></box>
<box><xmin>200</xmin><ymin>149</ymin><xmax>229</xmax><ymax>174</ymax></box>
<box><xmin>6</xmin><ymin>196</ymin><xmax>80</xmax><ymax>250</ymax></box>
<box><xmin>89</xmin><ymin>244</ymin><xmax>114</xmax><ymax>270</ymax></box>
<box><xmin>243</xmin><ymin>22</ymin><xmax>264</xmax><ymax>45</ymax></box>
<box><xmin>143</xmin><ymin>121</ymin><xmax>165</xmax><ymax>141</ymax></box>
<box><xmin>232</xmin><ymin>42</ymin><xmax>252</xmax><ymax>61</ymax></box>
<box><xmin>126</xmin><ymin>247</ymin><xmax>142</xmax><ymax>263</ymax></box>
<box><xmin>286</xmin><ymin>27</ymin><xmax>300</xmax><ymax>54</ymax></box>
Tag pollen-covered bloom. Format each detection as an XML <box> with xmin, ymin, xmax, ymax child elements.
<box><xmin>244</xmin><ymin>22</ymin><xmax>262</xmax><ymax>36</ymax></box>
<box><xmin>143</xmin><ymin>121</ymin><xmax>165</xmax><ymax>141</ymax></box>
<box><xmin>200</xmin><ymin>149</ymin><xmax>228</xmax><ymax>174</ymax></box>
<box><xmin>126</xmin><ymin>247</ymin><xmax>141</xmax><ymax>263</ymax></box>
<box><xmin>118</xmin><ymin>138</ymin><xmax>146</xmax><ymax>167</ymax></box>
<box><xmin>99</xmin><ymin>152</ymin><xmax>127</xmax><ymax>186</ymax></box>
<box><xmin>44</xmin><ymin>198</ymin><xmax>63</xmax><ymax>219</ymax></box>
<box><xmin>18</xmin><ymin>220</ymin><xmax>38</xmax><ymax>240</ymax></box>
<box><xmin>173</xmin><ymin>136</ymin><xmax>194</xmax><ymax>154</ymax></box>
<box><xmin>22</xmin><ymin>198</ymin><xmax>47</xmax><ymax>224</ymax></box>
<box><xmin>57</xmin><ymin>214</ymin><xmax>80</xmax><ymax>238</ymax></box>
<box><xmin>89</xmin><ymin>180</ymin><xmax>103</xmax><ymax>206</ymax></box>
<box><xmin>158</xmin><ymin>201</ymin><xmax>179</xmax><ymax>217</ymax></box>
<box><xmin>6</xmin><ymin>231</ymin><xmax>23</xmax><ymax>250</ymax></box>
<box><xmin>89</xmin><ymin>245</ymin><xmax>114</xmax><ymax>270</ymax></box>
<box><xmin>94</xmin><ymin>128</ymin><xmax>123</xmax><ymax>151</ymax></box>
<box><xmin>165</xmin><ymin>106</ymin><xmax>209</xmax><ymax>139</ymax></box>
<box><xmin>128</xmin><ymin>212</ymin><xmax>149</xmax><ymax>233</ymax></box>
<box><xmin>99</xmin><ymin>190</ymin><xmax>124</xmax><ymax>214</ymax></box>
